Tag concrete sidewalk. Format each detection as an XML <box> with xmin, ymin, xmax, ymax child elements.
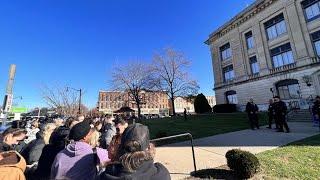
<box><xmin>154</xmin><ymin>122</ymin><xmax>319</xmax><ymax>180</ymax></box>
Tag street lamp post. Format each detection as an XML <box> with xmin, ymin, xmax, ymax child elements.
<box><xmin>67</xmin><ymin>87</ymin><xmax>82</xmax><ymax>115</ymax></box>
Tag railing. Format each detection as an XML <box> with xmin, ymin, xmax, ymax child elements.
<box><xmin>151</xmin><ymin>133</ymin><xmax>197</xmax><ymax>173</ymax></box>
<box><xmin>269</xmin><ymin>62</ymin><xmax>296</xmax><ymax>75</ymax></box>
<box><xmin>248</xmin><ymin>73</ymin><xmax>260</xmax><ymax>80</ymax></box>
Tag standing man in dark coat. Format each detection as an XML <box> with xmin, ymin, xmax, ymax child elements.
<box><xmin>267</xmin><ymin>99</ymin><xmax>277</xmax><ymax>129</ymax></box>
<box><xmin>312</xmin><ymin>96</ymin><xmax>320</xmax><ymax>128</ymax></box>
<box><xmin>246</xmin><ymin>98</ymin><xmax>260</xmax><ymax>130</ymax></box>
<box><xmin>273</xmin><ymin>96</ymin><xmax>290</xmax><ymax>133</ymax></box>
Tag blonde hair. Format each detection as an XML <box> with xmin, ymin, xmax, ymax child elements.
<box><xmin>89</xmin><ymin>129</ymin><xmax>100</xmax><ymax>148</ymax></box>
<box><xmin>43</xmin><ymin>123</ymin><xmax>57</xmax><ymax>144</ymax></box>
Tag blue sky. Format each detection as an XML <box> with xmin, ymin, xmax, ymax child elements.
<box><xmin>0</xmin><ymin>0</ymin><xmax>254</xmax><ymax>109</ymax></box>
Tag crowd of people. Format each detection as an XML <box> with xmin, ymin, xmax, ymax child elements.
<box><xmin>246</xmin><ymin>95</ymin><xmax>320</xmax><ymax>132</ymax></box>
<box><xmin>0</xmin><ymin>114</ymin><xmax>171</xmax><ymax>180</ymax></box>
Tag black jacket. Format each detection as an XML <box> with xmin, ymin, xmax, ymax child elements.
<box><xmin>99</xmin><ymin>160</ymin><xmax>171</xmax><ymax>180</ymax></box>
<box><xmin>246</xmin><ymin>102</ymin><xmax>259</xmax><ymax>115</ymax></box>
<box><xmin>273</xmin><ymin>101</ymin><xmax>287</xmax><ymax>117</ymax></box>
<box><xmin>268</xmin><ymin>104</ymin><xmax>274</xmax><ymax>116</ymax></box>
<box><xmin>21</xmin><ymin>138</ymin><xmax>45</xmax><ymax>165</ymax></box>
<box><xmin>312</xmin><ymin>100</ymin><xmax>320</xmax><ymax>116</ymax></box>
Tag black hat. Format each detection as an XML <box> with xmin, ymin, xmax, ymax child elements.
<box><xmin>121</xmin><ymin>123</ymin><xmax>150</xmax><ymax>153</ymax></box>
<box><xmin>316</xmin><ymin>96</ymin><xmax>320</xmax><ymax>99</ymax></box>
<box><xmin>274</xmin><ymin>96</ymin><xmax>280</xmax><ymax>99</ymax></box>
<box><xmin>69</xmin><ymin>121</ymin><xmax>91</xmax><ymax>141</ymax></box>
<box><xmin>113</xmin><ymin>118</ymin><xmax>127</xmax><ymax>125</ymax></box>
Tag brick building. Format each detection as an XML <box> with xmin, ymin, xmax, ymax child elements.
<box><xmin>98</xmin><ymin>90</ymin><xmax>170</xmax><ymax>117</ymax></box>
<box><xmin>206</xmin><ymin>0</ymin><xmax>320</xmax><ymax>110</ymax></box>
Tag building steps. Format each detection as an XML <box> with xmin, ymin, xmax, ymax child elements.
<box><xmin>287</xmin><ymin>109</ymin><xmax>313</xmax><ymax>122</ymax></box>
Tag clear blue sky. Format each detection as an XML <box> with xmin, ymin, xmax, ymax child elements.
<box><xmin>0</xmin><ymin>0</ymin><xmax>254</xmax><ymax>109</ymax></box>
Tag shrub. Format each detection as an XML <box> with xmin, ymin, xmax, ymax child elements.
<box><xmin>225</xmin><ymin>149</ymin><xmax>260</xmax><ymax>179</ymax></box>
<box><xmin>212</xmin><ymin>104</ymin><xmax>237</xmax><ymax>113</ymax></box>
<box><xmin>155</xmin><ymin>131</ymin><xmax>168</xmax><ymax>139</ymax></box>
<box><xmin>194</xmin><ymin>93</ymin><xmax>212</xmax><ymax>114</ymax></box>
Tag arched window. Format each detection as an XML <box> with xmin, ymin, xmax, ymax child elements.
<box><xmin>225</xmin><ymin>90</ymin><xmax>238</xmax><ymax>104</ymax></box>
<box><xmin>276</xmin><ymin>79</ymin><xmax>300</xmax><ymax>99</ymax></box>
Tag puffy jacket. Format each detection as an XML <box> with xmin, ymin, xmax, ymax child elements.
<box><xmin>0</xmin><ymin>151</ymin><xmax>27</xmax><ymax>180</ymax></box>
<box><xmin>99</xmin><ymin>160</ymin><xmax>171</xmax><ymax>180</ymax></box>
<box><xmin>21</xmin><ymin>138</ymin><xmax>45</xmax><ymax>165</ymax></box>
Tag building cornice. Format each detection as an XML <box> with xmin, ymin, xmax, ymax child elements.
<box><xmin>205</xmin><ymin>0</ymin><xmax>277</xmax><ymax>45</ymax></box>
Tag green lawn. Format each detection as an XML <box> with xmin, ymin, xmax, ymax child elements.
<box><xmin>142</xmin><ymin>113</ymin><xmax>268</xmax><ymax>140</ymax></box>
<box><xmin>257</xmin><ymin>134</ymin><xmax>320</xmax><ymax>180</ymax></box>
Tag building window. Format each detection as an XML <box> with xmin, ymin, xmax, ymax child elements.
<box><xmin>270</xmin><ymin>43</ymin><xmax>294</xmax><ymax>68</ymax></box>
<box><xmin>223</xmin><ymin>65</ymin><xmax>235</xmax><ymax>82</ymax></box>
<box><xmin>249</xmin><ymin>56</ymin><xmax>260</xmax><ymax>74</ymax></box>
<box><xmin>302</xmin><ymin>0</ymin><xmax>320</xmax><ymax>21</ymax></box>
<box><xmin>311</xmin><ymin>30</ymin><xmax>320</xmax><ymax>56</ymax></box>
<box><xmin>245</xmin><ymin>31</ymin><xmax>254</xmax><ymax>49</ymax></box>
<box><xmin>225</xmin><ymin>90</ymin><xmax>238</xmax><ymax>104</ymax></box>
<box><xmin>220</xmin><ymin>43</ymin><xmax>232</xmax><ymax>60</ymax></box>
<box><xmin>264</xmin><ymin>14</ymin><xmax>287</xmax><ymax>40</ymax></box>
<box><xmin>276</xmin><ymin>79</ymin><xmax>300</xmax><ymax>99</ymax></box>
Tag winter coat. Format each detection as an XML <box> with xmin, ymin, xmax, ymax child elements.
<box><xmin>20</xmin><ymin>138</ymin><xmax>45</xmax><ymax>165</ymax></box>
<box><xmin>273</xmin><ymin>101</ymin><xmax>287</xmax><ymax>118</ymax></box>
<box><xmin>34</xmin><ymin>126</ymin><xmax>70</xmax><ymax>179</ymax></box>
<box><xmin>312</xmin><ymin>100</ymin><xmax>320</xmax><ymax>116</ymax></box>
<box><xmin>51</xmin><ymin>141</ymin><xmax>110</xmax><ymax>180</ymax></box>
<box><xmin>246</xmin><ymin>102</ymin><xmax>259</xmax><ymax>117</ymax></box>
<box><xmin>98</xmin><ymin>160</ymin><xmax>171</xmax><ymax>180</ymax></box>
<box><xmin>0</xmin><ymin>151</ymin><xmax>27</xmax><ymax>180</ymax></box>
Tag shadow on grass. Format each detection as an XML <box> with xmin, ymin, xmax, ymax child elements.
<box><xmin>286</xmin><ymin>134</ymin><xmax>320</xmax><ymax>146</ymax></box>
<box><xmin>189</xmin><ymin>167</ymin><xmax>237</xmax><ymax>180</ymax></box>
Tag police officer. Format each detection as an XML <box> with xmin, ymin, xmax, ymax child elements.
<box><xmin>267</xmin><ymin>99</ymin><xmax>275</xmax><ymax>129</ymax></box>
<box><xmin>312</xmin><ymin>96</ymin><xmax>320</xmax><ymax>128</ymax></box>
<box><xmin>246</xmin><ymin>98</ymin><xmax>260</xmax><ymax>130</ymax></box>
<box><xmin>273</xmin><ymin>96</ymin><xmax>290</xmax><ymax>133</ymax></box>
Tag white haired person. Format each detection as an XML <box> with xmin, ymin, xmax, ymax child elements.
<box><xmin>99</xmin><ymin>123</ymin><xmax>171</xmax><ymax>180</ymax></box>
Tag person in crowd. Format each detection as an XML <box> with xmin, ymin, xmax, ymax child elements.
<box><xmin>245</xmin><ymin>98</ymin><xmax>260</xmax><ymax>130</ymax></box>
<box><xmin>51</xmin><ymin>121</ymin><xmax>109</xmax><ymax>180</ymax></box>
<box><xmin>0</xmin><ymin>128</ymin><xmax>27</xmax><ymax>152</ymax></box>
<box><xmin>24</xmin><ymin>119</ymin><xmax>40</xmax><ymax>144</ymax></box>
<box><xmin>312</xmin><ymin>96</ymin><xmax>320</xmax><ymax>127</ymax></box>
<box><xmin>273</xmin><ymin>96</ymin><xmax>290</xmax><ymax>133</ymax></box>
<box><xmin>100</xmin><ymin>116</ymin><xmax>117</xmax><ymax>149</ymax></box>
<box><xmin>108</xmin><ymin>118</ymin><xmax>128</xmax><ymax>162</ymax></box>
<box><xmin>99</xmin><ymin>123</ymin><xmax>171</xmax><ymax>180</ymax></box>
<box><xmin>0</xmin><ymin>150</ymin><xmax>27</xmax><ymax>180</ymax></box>
<box><xmin>267</xmin><ymin>99</ymin><xmax>276</xmax><ymax>129</ymax></box>
<box><xmin>88</xmin><ymin>129</ymin><xmax>110</xmax><ymax>167</ymax></box>
<box><xmin>65</xmin><ymin>117</ymin><xmax>79</xmax><ymax>129</ymax></box>
<box><xmin>53</xmin><ymin>117</ymin><xmax>64</xmax><ymax>128</ymax></box>
<box><xmin>94</xmin><ymin>121</ymin><xmax>103</xmax><ymax>132</ymax></box>
<box><xmin>34</xmin><ymin>126</ymin><xmax>70</xmax><ymax>179</ymax></box>
<box><xmin>21</xmin><ymin>123</ymin><xmax>56</xmax><ymax>165</ymax></box>
<box><xmin>78</xmin><ymin>115</ymin><xmax>85</xmax><ymax>122</ymax></box>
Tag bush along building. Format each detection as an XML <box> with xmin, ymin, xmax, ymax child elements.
<box><xmin>206</xmin><ymin>0</ymin><xmax>320</xmax><ymax>111</ymax></box>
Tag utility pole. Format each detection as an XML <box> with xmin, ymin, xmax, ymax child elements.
<box><xmin>1</xmin><ymin>64</ymin><xmax>16</xmax><ymax>130</ymax></box>
<box><xmin>67</xmin><ymin>87</ymin><xmax>82</xmax><ymax>115</ymax></box>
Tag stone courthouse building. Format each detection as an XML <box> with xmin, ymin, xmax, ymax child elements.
<box><xmin>206</xmin><ymin>0</ymin><xmax>320</xmax><ymax>109</ymax></box>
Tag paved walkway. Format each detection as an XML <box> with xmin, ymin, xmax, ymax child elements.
<box><xmin>154</xmin><ymin>122</ymin><xmax>319</xmax><ymax>180</ymax></box>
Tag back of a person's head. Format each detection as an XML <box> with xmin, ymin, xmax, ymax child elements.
<box><xmin>1</xmin><ymin>128</ymin><xmax>27</xmax><ymax>139</ymax></box>
<box><xmin>49</xmin><ymin>126</ymin><xmax>69</xmax><ymax>146</ymax></box>
<box><xmin>118</xmin><ymin>123</ymin><xmax>154</xmax><ymax>172</ymax></box>
<box><xmin>89</xmin><ymin>129</ymin><xmax>100</xmax><ymax>148</ymax></box>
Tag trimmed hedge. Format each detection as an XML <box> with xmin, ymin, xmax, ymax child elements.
<box><xmin>226</xmin><ymin>149</ymin><xmax>260</xmax><ymax>179</ymax></box>
<box><xmin>212</xmin><ymin>104</ymin><xmax>237</xmax><ymax>113</ymax></box>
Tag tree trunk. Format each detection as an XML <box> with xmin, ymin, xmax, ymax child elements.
<box><xmin>136</xmin><ymin>101</ymin><xmax>142</xmax><ymax>120</ymax></box>
<box><xmin>171</xmin><ymin>97</ymin><xmax>176</xmax><ymax>116</ymax></box>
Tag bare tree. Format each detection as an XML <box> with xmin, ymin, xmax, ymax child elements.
<box><xmin>111</xmin><ymin>61</ymin><xmax>154</xmax><ymax>118</ymax></box>
<box><xmin>152</xmin><ymin>48</ymin><xmax>199</xmax><ymax>116</ymax></box>
<box><xmin>40</xmin><ymin>84</ymin><xmax>88</xmax><ymax>117</ymax></box>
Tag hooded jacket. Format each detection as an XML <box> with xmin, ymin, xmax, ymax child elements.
<box><xmin>51</xmin><ymin>141</ymin><xmax>109</xmax><ymax>180</ymax></box>
<box><xmin>0</xmin><ymin>151</ymin><xmax>27</xmax><ymax>180</ymax></box>
<box><xmin>99</xmin><ymin>160</ymin><xmax>170</xmax><ymax>180</ymax></box>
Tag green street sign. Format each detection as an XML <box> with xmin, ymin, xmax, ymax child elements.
<box><xmin>11</xmin><ymin>107</ymin><xmax>28</xmax><ymax>113</ymax></box>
